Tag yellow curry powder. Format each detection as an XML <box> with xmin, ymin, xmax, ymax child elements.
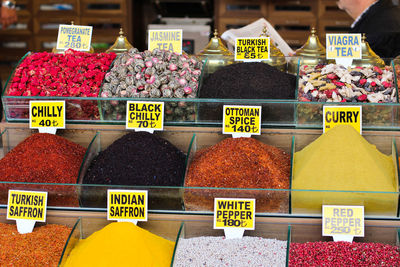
<box><xmin>63</xmin><ymin>222</ymin><xmax>175</xmax><ymax>267</ymax></box>
<box><xmin>292</xmin><ymin>125</ymin><xmax>398</xmax><ymax>216</ymax></box>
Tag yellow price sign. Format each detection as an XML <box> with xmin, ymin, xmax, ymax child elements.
<box><xmin>214</xmin><ymin>198</ymin><xmax>255</xmax><ymax>230</ymax></box>
<box><xmin>323</xmin><ymin>106</ymin><xmax>362</xmax><ymax>134</ymax></box>
<box><xmin>148</xmin><ymin>29</ymin><xmax>182</xmax><ymax>54</ymax></box>
<box><xmin>7</xmin><ymin>190</ymin><xmax>48</xmax><ymax>221</ymax></box>
<box><xmin>323</xmin><ymin>205</ymin><xmax>364</xmax><ymax>238</ymax></box>
<box><xmin>223</xmin><ymin>105</ymin><xmax>261</xmax><ymax>137</ymax></box>
<box><xmin>56</xmin><ymin>24</ymin><xmax>93</xmax><ymax>51</ymax></box>
<box><xmin>126</xmin><ymin>101</ymin><xmax>164</xmax><ymax>133</ymax></box>
<box><xmin>235</xmin><ymin>37</ymin><xmax>270</xmax><ymax>61</ymax></box>
<box><xmin>29</xmin><ymin>101</ymin><xmax>65</xmax><ymax>130</ymax></box>
<box><xmin>107</xmin><ymin>190</ymin><xmax>148</xmax><ymax>221</ymax></box>
<box><xmin>326</xmin><ymin>34</ymin><xmax>362</xmax><ymax>59</ymax></box>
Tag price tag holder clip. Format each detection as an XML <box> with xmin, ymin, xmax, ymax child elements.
<box><xmin>223</xmin><ymin>105</ymin><xmax>261</xmax><ymax>138</ymax></box>
<box><xmin>7</xmin><ymin>190</ymin><xmax>48</xmax><ymax>234</ymax></box>
<box><xmin>29</xmin><ymin>100</ymin><xmax>65</xmax><ymax>135</ymax></box>
<box><xmin>322</xmin><ymin>205</ymin><xmax>364</xmax><ymax>242</ymax></box>
<box><xmin>126</xmin><ymin>101</ymin><xmax>164</xmax><ymax>134</ymax></box>
<box><xmin>214</xmin><ymin>198</ymin><xmax>255</xmax><ymax>239</ymax></box>
<box><xmin>107</xmin><ymin>189</ymin><xmax>148</xmax><ymax>225</ymax></box>
<box><xmin>326</xmin><ymin>33</ymin><xmax>362</xmax><ymax>68</ymax></box>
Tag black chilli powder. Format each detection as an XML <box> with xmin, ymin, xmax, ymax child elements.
<box><xmin>83</xmin><ymin>131</ymin><xmax>186</xmax><ymax>186</ymax></box>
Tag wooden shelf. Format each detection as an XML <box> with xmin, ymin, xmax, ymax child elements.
<box><xmin>215</xmin><ymin>0</ymin><xmax>352</xmax><ymax>49</ymax></box>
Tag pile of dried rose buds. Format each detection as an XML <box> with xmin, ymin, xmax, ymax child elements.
<box><xmin>101</xmin><ymin>48</ymin><xmax>202</xmax><ymax>99</ymax></box>
<box><xmin>7</xmin><ymin>49</ymin><xmax>116</xmax><ymax>97</ymax></box>
<box><xmin>298</xmin><ymin>64</ymin><xmax>396</xmax><ymax>103</ymax></box>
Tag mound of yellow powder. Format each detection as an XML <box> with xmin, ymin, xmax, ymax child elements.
<box><xmin>63</xmin><ymin>222</ymin><xmax>174</xmax><ymax>267</ymax></box>
<box><xmin>292</xmin><ymin>125</ymin><xmax>398</xmax><ymax>216</ymax></box>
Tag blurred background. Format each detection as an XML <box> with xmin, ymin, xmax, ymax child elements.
<box><xmin>2</xmin><ymin>0</ymin><xmax>398</xmax><ymax>83</ymax></box>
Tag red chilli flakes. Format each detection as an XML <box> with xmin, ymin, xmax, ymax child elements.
<box><xmin>0</xmin><ymin>223</ymin><xmax>72</xmax><ymax>266</ymax></box>
<box><xmin>0</xmin><ymin>133</ymin><xmax>86</xmax><ymax>206</ymax></box>
<box><xmin>289</xmin><ymin>241</ymin><xmax>400</xmax><ymax>266</ymax></box>
<box><xmin>184</xmin><ymin>138</ymin><xmax>290</xmax><ymax>213</ymax></box>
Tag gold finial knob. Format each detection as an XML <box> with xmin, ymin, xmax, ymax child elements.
<box><xmin>311</xmin><ymin>27</ymin><xmax>316</xmax><ymax>36</ymax></box>
<box><xmin>259</xmin><ymin>26</ymin><xmax>268</xmax><ymax>37</ymax></box>
<box><xmin>119</xmin><ymin>28</ymin><xmax>124</xmax><ymax>36</ymax></box>
<box><xmin>213</xmin><ymin>29</ymin><xmax>218</xmax><ymax>38</ymax></box>
<box><xmin>71</xmin><ymin>21</ymin><xmax>74</xmax><ymax>25</ymax></box>
<box><xmin>362</xmin><ymin>33</ymin><xmax>366</xmax><ymax>42</ymax></box>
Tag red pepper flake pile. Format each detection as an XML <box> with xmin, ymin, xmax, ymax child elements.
<box><xmin>0</xmin><ymin>133</ymin><xmax>86</xmax><ymax>206</ymax></box>
<box><xmin>185</xmin><ymin>138</ymin><xmax>290</xmax><ymax>212</ymax></box>
<box><xmin>0</xmin><ymin>223</ymin><xmax>72</xmax><ymax>266</ymax></box>
<box><xmin>289</xmin><ymin>241</ymin><xmax>400</xmax><ymax>266</ymax></box>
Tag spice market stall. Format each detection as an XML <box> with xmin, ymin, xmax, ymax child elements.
<box><xmin>1</xmin><ymin>25</ymin><xmax>400</xmax><ymax>266</ymax></box>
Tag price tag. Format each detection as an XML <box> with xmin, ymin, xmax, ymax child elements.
<box><xmin>126</xmin><ymin>101</ymin><xmax>164</xmax><ymax>133</ymax></box>
<box><xmin>323</xmin><ymin>106</ymin><xmax>362</xmax><ymax>134</ymax></box>
<box><xmin>323</xmin><ymin>205</ymin><xmax>364</xmax><ymax>242</ymax></box>
<box><xmin>223</xmin><ymin>105</ymin><xmax>261</xmax><ymax>138</ymax></box>
<box><xmin>29</xmin><ymin>101</ymin><xmax>65</xmax><ymax>134</ymax></box>
<box><xmin>107</xmin><ymin>189</ymin><xmax>148</xmax><ymax>225</ymax></box>
<box><xmin>326</xmin><ymin>33</ymin><xmax>362</xmax><ymax>67</ymax></box>
<box><xmin>56</xmin><ymin>24</ymin><xmax>93</xmax><ymax>51</ymax></box>
<box><xmin>235</xmin><ymin>37</ymin><xmax>270</xmax><ymax>61</ymax></box>
<box><xmin>7</xmin><ymin>190</ymin><xmax>48</xmax><ymax>234</ymax></box>
<box><xmin>214</xmin><ymin>198</ymin><xmax>255</xmax><ymax>239</ymax></box>
<box><xmin>148</xmin><ymin>29</ymin><xmax>182</xmax><ymax>54</ymax></box>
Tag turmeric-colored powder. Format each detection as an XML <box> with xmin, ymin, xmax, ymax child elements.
<box><xmin>292</xmin><ymin>125</ymin><xmax>398</xmax><ymax>216</ymax></box>
<box><xmin>63</xmin><ymin>222</ymin><xmax>175</xmax><ymax>267</ymax></box>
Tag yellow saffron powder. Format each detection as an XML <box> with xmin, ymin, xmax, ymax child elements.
<box><xmin>292</xmin><ymin>125</ymin><xmax>398</xmax><ymax>216</ymax></box>
<box><xmin>63</xmin><ymin>222</ymin><xmax>175</xmax><ymax>267</ymax></box>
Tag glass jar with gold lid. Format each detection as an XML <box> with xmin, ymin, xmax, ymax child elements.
<box><xmin>197</xmin><ymin>29</ymin><xmax>234</xmax><ymax>74</ymax></box>
<box><xmin>259</xmin><ymin>26</ymin><xmax>287</xmax><ymax>72</ymax></box>
<box><xmin>106</xmin><ymin>28</ymin><xmax>133</xmax><ymax>55</ymax></box>
<box><xmin>352</xmin><ymin>34</ymin><xmax>384</xmax><ymax>67</ymax></box>
<box><xmin>288</xmin><ymin>27</ymin><xmax>331</xmax><ymax>73</ymax></box>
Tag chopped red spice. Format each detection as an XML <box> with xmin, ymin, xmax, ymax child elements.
<box><xmin>186</xmin><ymin>138</ymin><xmax>290</xmax><ymax>189</ymax></box>
<box><xmin>0</xmin><ymin>133</ymin><xmax>86</xmax><ymax>206</ymax></box>
<box><xmin>185</xmin><ymin>138</ymin><xmax>290</xmax><ymax>212</ymax></box>
<box><xmin>289</xmin><ymin>241</ymin><xmax>400</xmax><ymax>266</ymax></box>
<box><xmin>0</xmin><ymin>223</ymin><xmax>72</xmax><ymax>266</ymax></box>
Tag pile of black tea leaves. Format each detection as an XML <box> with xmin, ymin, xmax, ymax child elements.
<box><xmin>199</xmin><ymin>62</ymin><xmax>296</xmax><ymax>122</ymax></box>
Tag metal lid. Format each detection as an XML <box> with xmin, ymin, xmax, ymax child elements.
<box><xmin>295</xmin><ymin>27</ymin><xmax>326</xmax><ymax>59</ymax></box>
<box><xmin>106</xmin><ymin>28</ymin><xmax>134</xmax><ymax>55</ymax></box>
<box><xmin>259</xmin><ymin>26</ymin><xmax>284</xmax><ymax>57</ymax></box>
<box><xmin>197</xmin><ymin>29</ymin><xmax>232</xmax><ymax>56</ymax></box>
<box><xmin>353</xmin><ymin>33</ymin><xmax>384</xmax><ymax>67</ymax></box>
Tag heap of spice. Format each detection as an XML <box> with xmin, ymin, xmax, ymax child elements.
<box><xmin>81</xmin><ymin>132</ymin><xmax>185</xmax><ymax>208</ymax></box>
<box><xmin>6</xmin><ymin>49</ymin><xmax>116</xmax><ymax>120</ymax></box>
<box><xmin>100</xmin><ymin>48</ymin><xmax>202</xmax><ymax>121</ymax></box>
<box><xmin>0</xmin><ymin>133</ymin><xmax>86</xmax><ymax>206</ymax></box>
<box><xmin>0</xmin><ymin>223</ymin><xmax>72</xmax><ymax>266</ymax></box>
<box><xmin>185</xmin><ymin>137</ymin><xmax>290</xmax><ymax>212</ymax></box>
<box><xmin>63</xmin><ymin>222</ymin><xmax>174</xmax><ymax>266</ymax></box>
<box><xmin>289</xmin><ymin>241</ymin><xmax>400</xmax><ymax>266</ymax></box>
<box><xmin>298</xmin><ymin>64</ymin><xmax>396</xmax><ymax>103</ymax></box>
<box><xmin>173</xmin><ymin>236</ymin><xmax>287</xmax><ymax>266</ymax></box>
<box><xmin>292</xmin><ymin>125</ymin><xmax>397</xmax><ymax>215</ymax></box>
<box><xmin>83</xmin><ymin>132</ymin><xmax>185</xmax><ymax>186</ymax></box>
